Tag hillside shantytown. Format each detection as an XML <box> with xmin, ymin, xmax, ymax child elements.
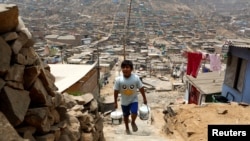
<box><xmin>1</xmin><ymin>0</ymin><xmax>250</xmax><ymax>141</ymax></box>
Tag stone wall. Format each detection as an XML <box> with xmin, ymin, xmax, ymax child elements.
<box><xmin>0</xmin><ymin>4</ymin><xmax>105</xmax><ymax>141</ymax></box>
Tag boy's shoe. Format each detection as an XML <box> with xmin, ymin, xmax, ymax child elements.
<box><xmin>131</xmin><ymin>123</ymin><xmax>138</xmax><ymax>132</ymax></box>
<box><xmin>126</xmin><ymin>129</ymin><xmax>131</xmax><ymax>135</ymax></box>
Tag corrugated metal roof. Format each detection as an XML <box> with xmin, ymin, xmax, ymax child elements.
<box><xmin>49</xmin><ymin>63</ymin><xmax>96</xmax><ymax>93</ymax></box>
<box><xmin>226</xmin><ymin>39</ymin><xmax>250</xmax><ymax>48</ymax></box>
<box><xmin>230</xmin><ymin>44</ymin><xmax>250</xmax><ymax>49</ymax></box>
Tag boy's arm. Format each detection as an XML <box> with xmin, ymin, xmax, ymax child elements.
<box><xmin>114</xmin><ymin>90</ymin><xmax>119</xmax><ymax>109</ymax></box>
<box><xmin>113</xmin><ymin>77</ymin><xmax>119</xmax><ymax>109</ymax></box>
<box><xmin>139</xmin><ymin>87</ymin><xmax>147</xmax><ymax>105</ymax></box>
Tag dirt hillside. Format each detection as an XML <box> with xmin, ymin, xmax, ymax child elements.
<box><xmin>164</xmin><ymin>103</ymin><xmax>250</xmax><ymax>141</ymax></box>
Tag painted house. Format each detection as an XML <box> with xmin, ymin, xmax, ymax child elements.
<box><xmin>221</xmin><ymin>44</ymin><xmax>250</xmax><ymax>103</ymax></box>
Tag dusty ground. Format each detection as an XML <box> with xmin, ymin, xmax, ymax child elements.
<box><xmin>101</xmin><ymin>88</ymin><xmax>184</xmax><ymax>140</ymax></box>
<box><xmin>164</xmin><ymin>103</ymin><xmax>250</xmax><ymax>141</ymax></box>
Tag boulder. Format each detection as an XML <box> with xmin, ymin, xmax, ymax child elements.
<box><xmin>0</xmin><ymin>112</ymin><xmax>26</xmax><ymax>141</ymax></box>
<box><xmin>0</xmin><ymin>37</ymin><xmax>12</xmax><ymax>76</ymax></box>
<box><xmin>0</xmin><ymin>86</ymin><xmax>30</xmax><ymax>126</ymax></box>
<box><xmin>0</xmin><ymin>4</ymin><xmax>19</xmax><ymax>34</ymax></box>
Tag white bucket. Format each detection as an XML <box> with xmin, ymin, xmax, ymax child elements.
<box><xmin>110</xmin><ymin>110</ymin><xmax>123</xmax><ymax>125</ymax></box>
<box><xmin>139</xmin><ymin>104</ymin><xmax>150</xmax><ymax>120</ymax></box>
<box><xmin>110</xmin><ymin>110</ymin><xmax>123</xmax><ymax>119</ymax></box>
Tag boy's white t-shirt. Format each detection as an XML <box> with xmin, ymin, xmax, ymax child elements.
<box><xmin>114</xmin><ymin>73</ymin><xmax>143</xmax><ymax>106</ymax></box>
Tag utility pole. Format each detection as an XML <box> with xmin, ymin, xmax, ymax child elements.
<box><xmin>123</xmin><ymin>22</ymin><xmax>126</xmax><ymax>60</ymax></box>
<box><xmin>123</xmin><ymin>0</ymin><xmax>132</xmax><ymax>60</ymax></box>
<box><xmin>93</xmin><ymin>45</ymin><xmax>101</xmax><ymax>98</ymax></box>
<box><xmin>58</xmin><ymin>45</ymin><xmax>64</xmax><ymax>64</ymax></box>
<box><xmin>60</xmin><ymin>48</ymin><xmax>63</xmax><ymax>64</ymax></box>
<box><xmin>150</xmin><ymin>63</ymin><xmax>151</xmax><ymax>78</ymax></box>
<box><xmin>96</xmin><ymin>45</ymin><xmax>100</xmax><ymax>96</ymax></box>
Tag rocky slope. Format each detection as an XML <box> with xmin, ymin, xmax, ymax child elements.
<box><xmin>0</xmin><ymin>4</ymin><xmax>104</xmax><ymax>141</ymax></box>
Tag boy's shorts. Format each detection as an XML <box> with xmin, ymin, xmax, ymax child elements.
<box><xmin>121</xmin><ymin>102</ymin><xmax>138</xmax><ymax>117</ymax></box>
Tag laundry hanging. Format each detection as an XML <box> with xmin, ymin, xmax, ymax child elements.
<box><xmin>186</xmin><ymin>52</ymin><xmax>202</xmax><ymax>78</ymax></box>
<box><xmin>209</xmin><ymin>53</ymin><xmax>221</xmax><ymax>72</ymax></box>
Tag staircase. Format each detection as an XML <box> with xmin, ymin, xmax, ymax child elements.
<box><xmin>104</xmin><ymin>110</ymin><xmax>171</xmax><ymax>141</ymax></box>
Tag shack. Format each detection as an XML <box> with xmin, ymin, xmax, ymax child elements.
<box><xmin>185</xmin><ymin>71</ymin><xmax>225</xmax><ymax>105</ymax></box>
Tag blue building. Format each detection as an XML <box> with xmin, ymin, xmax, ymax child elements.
<box><xmin>221</xmin><ymin>44</ymin><xmax>250</xmax><ymax>103</ymax></box>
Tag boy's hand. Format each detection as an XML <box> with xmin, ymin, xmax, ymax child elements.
<box><xmin>114</xmin><ymin>102</ymin><xmax>118</xmax><ymax>109</ymax></box>
<box><xmin>143</xmin><ymin>99</ymin><xmax>147</xmax><ymax>105</ymax></box>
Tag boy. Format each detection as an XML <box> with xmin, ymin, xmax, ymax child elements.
<box><xmin>113</xmin><ymin>60</ymin><xmax>147</xmax><ymax>134</ymax></box>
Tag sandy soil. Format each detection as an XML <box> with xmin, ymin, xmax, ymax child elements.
<box><xmin>164</xmin><ymin>103</ymin><xmax>250</xmax><ymax>141</ymax></box>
